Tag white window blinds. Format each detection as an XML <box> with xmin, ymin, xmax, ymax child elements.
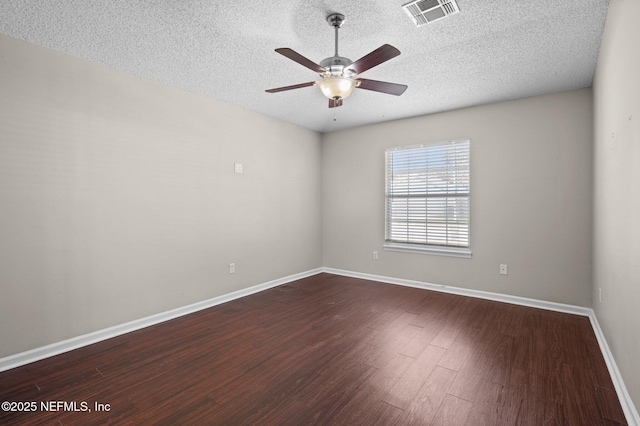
<box><xmin>385</xmin><ymin>139</ymin><xmax>470</xmax><ymax>253</ymax></box>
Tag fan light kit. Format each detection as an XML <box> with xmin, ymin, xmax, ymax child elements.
<box><xmin>265</xmin><ymin>13</ymin><xmax>408</xmax><ymax>108</ymax></box>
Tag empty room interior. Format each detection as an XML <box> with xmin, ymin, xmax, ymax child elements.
<box><xmin>0</xmin><ymin>0</ymin><xmax>638</xmax><ymax>424</ymax></box>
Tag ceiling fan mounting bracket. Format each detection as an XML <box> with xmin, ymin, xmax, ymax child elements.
<box><xmin>326</xmin><ymin>13</ymin><xmax>345</xmax><ymax>28</ymax></box>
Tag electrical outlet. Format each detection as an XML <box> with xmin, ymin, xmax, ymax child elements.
<box><xmin>234</xmin><ymin>163</ymin><xmax>243</xmax><ymax>173</ymax></box>
<box><xmin>373</xmin><ymin>251</ymin><xmax>379</xmax><ymax>260</ymax></box>
<box><xmin>499</xmin><ymin>264</ymin><xmax>508</xmax><ymax>275</ymax></box>
<box><xmin>229</xmin><ymin>263</ymin><xmax>235</xmax><ymax>274</ymax></box>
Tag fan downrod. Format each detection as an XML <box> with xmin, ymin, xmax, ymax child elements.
<box><xmin>320</xmin><ymin>13</ymin><xmax>352</xmax><ymax>71</ymax></box>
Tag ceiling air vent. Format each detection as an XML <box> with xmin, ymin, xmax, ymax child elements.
<box><xmin>402</xmin><ymin>0</ymin><xmax>460</xmax><ymax>27</ymax></box>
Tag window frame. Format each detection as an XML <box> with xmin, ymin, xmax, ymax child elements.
<box><xmin>384</xmin><ymin>138</ymin><xmax>472</xmax><ymax>258</ymax></box>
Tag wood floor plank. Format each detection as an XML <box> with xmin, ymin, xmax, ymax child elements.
<box><xmin>483</xmin><ymin>331</ymin><xmax>515</xmax><ymax>386</ymax></box>
<box><xmin>430</xmin><ymin>323</ymin><xmax>462</xmax><ymax>349</ymax></box>
<box><xmin>383</xmin><ymin>344</ymin><xmax>446</xmax><ymax>410</ymax></box>
<box><xmin>0</xmin><ymin>273</ymin><xmax>627</xmax><ymax>425</ymax></box>
<box><xmin>367</xmin><ymin>312</ymin><xmax>419</xmax><ymax>347</ymax></box>
<box><xmin>400</xmin><ymin>365</ymin><xmax>457</xmax><ymax>425</ymax></box>
<box><xmin>431</xmin><ymin>393</ymin><xmax>473</xmax><ymax>425</ymax></box>
<box><xmin>446</xmin><ymin>338</ymin><xmax>496</xmax><ymax>403</ymax></box>
<box><xmin>597</xmin><ymin>385</ymin><xmax>629</xmax><ymax>424</ymax></box>
<box><xmin>333</xmin><ymin>352</ymin><xmax>414</xmax><ymax>424</ymax></box>
<box><xmin>363</xmin><ymin>323</ymin><xmax>422</xmax><ymax>370</ymax></box>
<box><xmin>398</xmin><ymin>320</ymin><xmax>444</xmax><ymax>358</ymax></box>
<box><xmin>436</xmin><ymin>326</ymin><xmax>477</xmax><ymax>371</ymax></box>
<box><xmin>463</xmin><ymin>379</ymin><xmax>503</xmax><ymax>426</ymax></box>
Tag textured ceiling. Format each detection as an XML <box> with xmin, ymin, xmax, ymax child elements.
<box><xmin>0</xmin><ymin>0</ymin><xmax>609</xmax><ymax>133</ymax></box>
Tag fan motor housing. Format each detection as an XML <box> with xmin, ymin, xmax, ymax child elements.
<box><xmin>320</xmin><ymin>56</ymin><xmax>354</xmax><ymax>77</ymax></box>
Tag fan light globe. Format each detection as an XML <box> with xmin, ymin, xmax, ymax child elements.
<box><xmin>317</xmin><ymin>76</ymin><xmax>356</xmax><ymax>100</ymax></box>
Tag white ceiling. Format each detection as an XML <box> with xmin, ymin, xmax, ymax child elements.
<box><xmin>0</xmin><ymin>0</ymin><xmax>609</xmax><ymax>133</ymax></box>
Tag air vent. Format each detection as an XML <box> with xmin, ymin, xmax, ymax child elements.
<box><xmin>402</xmin><ymin>0</ymin><xmax>460</xmax><ymax>27</ymax></box>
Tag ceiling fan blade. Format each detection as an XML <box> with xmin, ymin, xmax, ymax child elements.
<box><xmin>356</xmin><ymin>78</ymin><xmax>408</xmax><ymax>96</ymax></box>
<box><xmin>328</xmin><ymin>98</ymin><xmax>343</xmax><ymax>108</ymax></box>
<box><xmin>275</xmin><ymin>48</ymin><xmax>326</xmax><ymax>74</ymax></box>
<box><xmin>348</xmin><ymin>44</ymin><xmax>401</xmax><ymax>75</ymax></box>
<box><xmin>265</xmin><ymin>81</ymin><xmax>316</xmax><ymax>93</ymax></box>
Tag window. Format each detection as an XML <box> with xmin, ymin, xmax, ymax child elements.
<box><xmin>385</xmin><ymin>139</ymin><xmax>471</xmax><ymax>257</ymax></box>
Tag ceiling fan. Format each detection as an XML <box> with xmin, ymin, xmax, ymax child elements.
<box><xmin>265</xmin><ymin>13</ymin><xmax>408</xmax><ymax>108</ymax></box>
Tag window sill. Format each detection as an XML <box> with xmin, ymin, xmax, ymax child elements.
<box><xmin>383</xmin><ymin>243</ymin><xmax>472</xmax><ymax>258</ymax></box>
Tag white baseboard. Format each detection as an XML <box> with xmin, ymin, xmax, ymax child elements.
<box><xmin>0</xmin><ymin>267</ymin><xmax>323</xmax><ymax>373</ymax></box>
<box><xmin>322</xmin><ymin>267</ymin><xmax>639</xmax><ymax>426</ymax></box>
<box><xmin>1</xmin><ymin>266</ymin><xmax>636</xmax><ymax>425</ymax></box>
<box><xmin>589</xmin><ymin>314</ymin><xmax>640</xmax><ymax>425</ymax></box>
<box><xmin>322</xmin><ymin>267</ymin><xmax>592</xmax><ymax>316</ymax></box>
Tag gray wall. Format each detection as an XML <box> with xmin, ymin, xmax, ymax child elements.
<box><xmin>0</xmin><ymin>33</ymin><xmax>323</xmax><ymax>358</ymax></box>
<box><xmin>323</xmin><ymin>89</ymin><xmax>593</xmax><ymax>306</ymax></box>
<box><xmin>593</xmin><ymin>0</ymin><xmax>640</xmax><ymax>411</ymax></box>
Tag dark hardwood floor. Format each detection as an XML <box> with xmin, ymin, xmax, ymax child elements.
<box><xmin>0</xmin><ymin>273</ymin><xmax>627</xmax><ymax>425</ymax></box>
